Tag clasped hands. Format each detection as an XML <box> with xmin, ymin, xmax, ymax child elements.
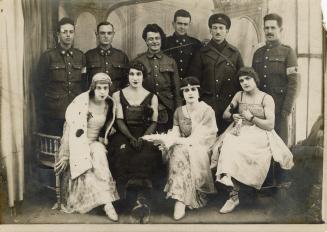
<box><xmin>232</xmin><ymin>109</ymin><xmax>254</xmax><ymax>122</ymax></box>
<box><xmin>129</xmin><ymin>137</ymin><xmax>144</xmax><ymax>151</ymax></box>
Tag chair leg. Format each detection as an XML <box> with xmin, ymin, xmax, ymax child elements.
<box><xmin>55</xmin><ymin>174</ymin><xmax>61</xmax><ymax>210</ymax></box>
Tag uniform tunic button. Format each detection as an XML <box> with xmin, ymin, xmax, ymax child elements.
<box><xmin>105</xmin><ymin>62</ymin><xmax>108</xmax><ymax>65</ymax></box>
<box><xmin>264</xmin><ymin>65</ymin><xmax>267</xmax><ymax>68</ymax></box>
<box><xmin>264</xmin><ymin>75</ymin><xmax>267</xmax><ymax>78</ymax></box>
<box><xmin>154</xmin><ymin>74</ymin><xmax>158</xmax><ymax>77</ymax></box>
<box><xmin>68</xmin><ymin>72</ymin><xmax>71</xmax><ymax>75</ymax></box>
<box><xmin>180</xmin><ymin>78</ymin><xmax>183</xmax><ymax>80</ymax></box>
<box><xmin>179</xmin><ymin>60</ymin><xmax>183</xmax><ymax>63</ymax></box>
<box><xmin>265</xmin><ymin>57</ymin><xmax>268</xmax><ymax>59</ymax></box>
<box><xmin>215</xmin><ymin>80</ymin><xmax>218</xmax><ymax>82</ymax></box>
<box><xmin>229</xmin><ymin>94</ymin><xmax>231</xmax><ymax>97</ymax></box>
<box><xmin>156</xmin><ymin>83</ymin><xmax>159</xmax><ymax>86</ymax></box>
<box><xmin>280</xmin><ymin>89</ymin><xmax>283</xmax><ymax>93</ymax></box>
<box><xmin>106</xmin><ymin>70</ymin><xmax>109</xmax><ymax>73</ymax></box>
<box><xmin>266</xmin><ymin>49</ymin><xmax>270</xmax><ymax>52</ymax></box>
<box><xmin>156</xmin><ymin>92</ymin><xmax>159</xmax><ymax>95</ymax></box>
<box><xmin>180</xmin><ymin>68</ymin><xmax>183</xmax><ymax>71</ymax></box>
<box><xmin>264</xmin><ymin>85</ymin><xmax>266</xmax><ymax>88</ymax></box>
<box><xmin>216</xmin><ymin>95</ymin><xmax>219</xmax><ymax>98</ymax></box>
<box><xmin>180</xmin><ymin>50</ymin><xmax>183</xmax><ymax>54</ymax></box>
<box><xmin>68</xmin><ymin>62</ymin><xmax>71</xmax><ymax>65</ymax></box>
<box><xmin>154</xmin><ymin>65</ymin><xmax>158</xmax><ymax>68</ymax></box>
<box><xmin>228</xmin><ymin>78</ymin><xmax>231</xmax><ymax>81</ymax></box>
<box><xmin>227</xmin><ymin>63</ymin><xmax>229</xmax><ymax>65</ymax></box>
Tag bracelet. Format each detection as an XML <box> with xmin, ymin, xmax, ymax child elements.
<box><xmin>249</xmin><ymin>115</ymin><xmax>255</xmax><ymax>122</ymax></box>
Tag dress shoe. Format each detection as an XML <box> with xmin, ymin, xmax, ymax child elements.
<box><xmin>173</xmin><ymin>200</ymin><xmax>186</xmax><ymax>220</ymax></box>
<box><xmin>104</xmin><ymin>203</ymin><xmax>119</xmax><ymax>222</ymax></box>
<box><xmin>219</xmin><ymin>198</ymin><xmax>239</xmax><ymax>214</ymax></box>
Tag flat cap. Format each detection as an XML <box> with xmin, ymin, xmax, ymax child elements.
<box><xmin>208</xmin><ymin>13</ymin><xmax>231</xmax><ymax>29</ymax></box>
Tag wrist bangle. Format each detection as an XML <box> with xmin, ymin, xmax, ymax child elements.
<box><xmin>249</xmin><ymin>115</ymin><xmax>255</xmax><ymax>122</ymax></box>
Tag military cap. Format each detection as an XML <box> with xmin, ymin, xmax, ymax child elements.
<box><xmin>208</xmin><ymin>13</ymin><xmax>231</xmax><ymax>29</ymax></box>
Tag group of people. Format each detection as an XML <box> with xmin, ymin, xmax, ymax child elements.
<box><xmin>35</xmin><ymin>9</ymin><xmax>300</xmax><ymax>223</ymax></box>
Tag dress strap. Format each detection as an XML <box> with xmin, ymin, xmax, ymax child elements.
<box><xmin>261</xmin><ymin>93</ymin><xmax>267</xmax><ymax>106</ymax></box>
<box><xmin>140</xmin><ymin>92</ymin><xmax>154</xmax><ymax>106</ymax></box>
<box><xmin>240</xmin><ymin>91</ymin><xmax>244</xmax><ymax>102</ymax></box>
<box><xmin>119</xmin><ymin>90</ymin><xmax>130</xmax><ymax>107</ymax></box>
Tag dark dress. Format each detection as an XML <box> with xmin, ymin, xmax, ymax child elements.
<box><xmin>109</xmin><ymin>91</ymin><xmax>163</xmax><ymax>197</ymax></box>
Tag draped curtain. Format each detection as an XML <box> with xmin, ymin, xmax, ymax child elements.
<box><xmin>0</xmin><ymin>0</ymin><xmax>55</xmax><ymax>209</ymax></box>
<box><xmin>0</xmin><ymin>0</ymin><xmax>25</xmax><ymax>208</ymax></box>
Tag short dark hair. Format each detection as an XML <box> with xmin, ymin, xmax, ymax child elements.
<box><xmin>57</xmin><ymin>17</ymin><xmax>75</xmax><ymax>32</ymax></box>
<box><xmin>142</xmin><ymin>24</ymin><xmax>166</xmax><ymax>42</ymax></box>
<box><xmin>97</xmin><ymin>21</ymin><xmax>114</xmax><ymax>33</ymax></box>
<box><xmin>174</xmin><ymin>9</ymin><xmax>191</xmax><ymax>22</ymax></box>
<box><xmin>264</xmin><ymin>13</ymin><xmax>283</xmax><ymax>27</ymax></box>
<box><xmin>237</xmin><ymin>67</ymin><xmax>260</xmax><ymax>86</ymax></box>
<box><xmin>129</xmin><ymin>61</ymin><xmax>148</xmax><ymax>80</ymax></box>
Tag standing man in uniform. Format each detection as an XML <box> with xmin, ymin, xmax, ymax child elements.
<box><xmin>36</xmin><ymin>17</ymin><xmax>86</xmax><ymax>136</ymax></box>
<box><xmin>252</xmin><ymin>13</ymin><xmax>300</xmax><ymax>144</ymax></box>
<box><xmin>85</xmin><ymin>21</ymin><xmax>129</xmax><ymax>93</ymax></box>
<box><xmin>133</xmin><ymin>24</ymin><xmax>182</xmax><ymax>133</ymax></box>
<box><xmin>164</xmin><ymin>9</ymin><xmax>201</xmax><ymax>80</ymax></box>
<box><xmin>188</xmin><ymin>14</ymin><xmax>244</xmax><ymax>134</ymax></box>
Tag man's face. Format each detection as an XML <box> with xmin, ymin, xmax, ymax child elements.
<box><xmin>97</xmin><ymin>24</ymin><xmax>115</xmax><ymax>46</ymax></box>
<box><xmin>264</xmin><ymin>20</ymin><xmax>282</xmax><ymax>42</ymax></box>
<box><xmin>173</xmin><ymin>16</ymin><xmax>191</xmax><ymax>36</ymax></box>
<box><xmin>146</xmin><ymin>32</ymin><xmax>161</xmax><ymax>53</ymax></box>
<box><xmin>58</xmin><ymin>23</ymin><xmax>75</xmax><ymax>47</ymax></box>
<box><xmin>210</xmin><ymin>23</ymin><xmax>228</xmax><ymax>44</ymax></box>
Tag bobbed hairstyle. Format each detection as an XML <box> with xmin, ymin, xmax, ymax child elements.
<box><xmin>128</xmin><ymin>61</ymin><xmax>148</xmax><ymax>80</ymax></box>
<box><xmin>237</xmin><ymin>67</ymin><xmax>260</xmax><ymax>87</ymax></box>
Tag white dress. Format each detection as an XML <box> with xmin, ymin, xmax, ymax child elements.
<box><xmin>60</xmin><ymin>110</ymin><xmax>119</xmax><ymax>214</ymax></box>
<box><xmin>214</xmin><ymin>93</ymin><xmax>293</xmax><ymax>189</ymax></box>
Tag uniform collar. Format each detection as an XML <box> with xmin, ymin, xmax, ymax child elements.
<box><xmin>210</xmin><ymin>39</ymin><xmax>227</xmax><ymax>52</ymax></box>
<box><xmin>58</xmin><ymin>45</ymin><xmax>74</xmax><ymax>57</ymax></box>
<box><xmin>146</xmin><ymin>51</ymin><xmax>163</xmax><ymax>59</ymax></box>
<box><xmin>266</xmin><ymin>40</ymin><xmax>281</xmax><ymax>48</ymax></box>
<box><xmin>97</xmin><ymin>46</ymin><xmax>112</xmax><ymax>56</ymax></box>
<box><xmin>173</xmin><ymin>32</ymin><xmax>188</xmax><ymax>43</ymax></box>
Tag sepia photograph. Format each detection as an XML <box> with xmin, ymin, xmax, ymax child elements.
<box><xmin>0</xmin><ymin>0</ymin><xmax>326</xmax><ymax>231</ymax></box>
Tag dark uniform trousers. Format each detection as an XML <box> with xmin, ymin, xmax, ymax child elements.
<box><xmin>85</xmin><ymin>46</ymin><xmax>129</xmax><ymax>93</ymax></box>
<box><xmin>36</xmin><ymin>46</ymin><xmax>86</xmax><ymax>136</ymax></box>
<box><xmin>252</xmin><ymin>40</ymin><xmax>299</xmax><ymax>145</ymax></box>
<box><xmin>164</xmin><ymin>33</ymin><xmax>201</xmax><ymax>80</ymax></box>
<box><xmin>188</xmin><ymin>40</ymin><xmax>244</xmax><ymax>135</ymax></box>
<box><xmin>133</xmin><ymin>51</ymin><xmax>182</xmax><ymax>133</ymax></box>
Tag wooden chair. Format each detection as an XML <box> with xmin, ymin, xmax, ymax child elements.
<box><xmin>35</xmin><ymin>132</ymin><xmax>61</xmax><ymax>209</ymax></box>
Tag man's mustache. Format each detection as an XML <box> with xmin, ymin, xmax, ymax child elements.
<box><xmin>266</xmin><ymin>33</ymin><xmax>274</xmax><ymax>36</ymax></box>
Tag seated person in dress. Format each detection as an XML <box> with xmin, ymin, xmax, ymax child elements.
<box><xmin>55</xmin><ymin>73</ymin><xmax>119</xmax><ymax>221</ymax></box>
<box><xmin>109</xmin><ymin>62</ymin><xmax>162</xmax><ymax>223</ymax></box>
<box><xmin>212</xmin><ymin>67</ymin><xmax>294</xmax><ymax>214</ymax></box>
<box><xmin>144</xmin><ymin>76</ymin><xmax>218</xmax><ymax>220</ymax></box>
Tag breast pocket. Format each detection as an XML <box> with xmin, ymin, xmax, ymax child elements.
<box><xmin>111</xmin><ymin>62</ymin><xmax>128</xmax><ymax>80</ymax></box>
<box><xmin>49</xmin><ymin>64</ymin><xmax>66</xmax><ymax>82</ymax></box>
<box><xmin>269</xmin><ymin>56</ymin><xmax>286</xmax><ymax>74</ymax></box>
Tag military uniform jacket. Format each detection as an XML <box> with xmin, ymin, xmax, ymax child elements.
<box><xmin>85</xmin><ymin>46</ymin><xmax>129</xmax><ymax>92</ymax></box>
<box><xmin>164</xmin><ymin>33</ymin><xmax>201</xmax><ymax>79</ymax></box>
<box><xmin>36</xmin><ymin>46</ymin><xmax>86</xmax><ymax>119</ymax></box>
<box><xmin>252</xmin><ymin>40</ymin><xmax>299</xmax><ymax>116</ymax></box>
<box><xmin>188</xmin><ymin>40</ymin><xmax>244</xmax><ymax>118</ymax></box>
<box><xmin>133</xmin><ymin>51</ymin><xmax>182</xmax><ymax>111</ymax></box>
